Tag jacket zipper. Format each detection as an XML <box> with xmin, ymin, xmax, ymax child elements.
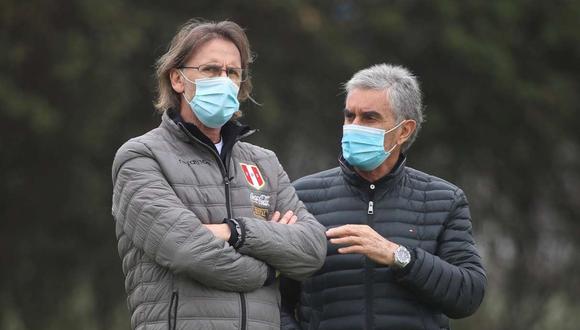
<box><xmin>240</xmin><ymin>292</ymin><xmax>247</xmax><ymax>329</ymax></box>
<box><xmin>167</xmin><ymin>276</ymin><xmax>178</xmax><ymax>330</ymax></box>
<box><xmin>365</xmin><ymin>183</ymin><xmax>376</xmax><ymax>330</ymax></box>
<box><xmin>178</xmin><ymin>123</ymin><xmax>247</xmax><ymax>330</ymax></box>
<box><xmin>167</xmin><ymin>291</ymin><xmax>178</xmax><ymax>330</ymax></box>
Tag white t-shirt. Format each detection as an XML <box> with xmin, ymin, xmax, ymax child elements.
<box><xmin>215</xmin><ymin>138</ymin><xmax>224</xmax><ymax>154</ymax></box>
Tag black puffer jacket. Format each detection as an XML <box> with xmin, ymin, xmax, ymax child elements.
<box><xmin>281</xmin><ymin>155</ymin><xmax>486</xmax><ymax>330</ymax></box>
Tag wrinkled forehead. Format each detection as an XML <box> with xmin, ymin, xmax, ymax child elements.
<box><xmin>185</xmin><ymin>37</ymin><xmax>242</xmax><ymax>67</ymax></box>
<box><xmin>345</xmin><ymin>88</ymin><xmax>394</xmax><ymax>118</ymax></box>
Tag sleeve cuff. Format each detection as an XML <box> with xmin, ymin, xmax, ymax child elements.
<box><xmin>263</xmin><ymin>265</ymin><xmax>277</xmax><ymax>286</ymax></box>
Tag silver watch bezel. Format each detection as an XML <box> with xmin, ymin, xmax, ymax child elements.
<box><xmin>393</xmin><ymin>245</ymin><xmax>411</xmax><ymax>268</ymax></box>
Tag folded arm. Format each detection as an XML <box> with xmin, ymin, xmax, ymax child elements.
<box><xmin>112</xmin><ymin>141</ymin><xmax>270</xmax><ymax>292</ymax></box>
<box><xmin>236</xmin><ymin>158</ymin><xmax>327</xmax><ymax>281</ymax></box>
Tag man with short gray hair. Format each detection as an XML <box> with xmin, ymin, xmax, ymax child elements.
<box><xmin>280</xmin><ymin>63</ymin><xmax>486</xmax><ymax>329</ymax></box>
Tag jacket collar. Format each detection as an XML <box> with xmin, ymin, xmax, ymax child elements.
<box><xmin>161</xmin><ymin>109</ymin><xmax>189</xmax><ymax>142</ymax></box>
<box><xmin>161</xmin><ymin>109</ymin><xmax>256</xmax><ymax>159</ymax></box>
<box><xmin>339</xmin><ymin>153</ymin><xmax>407</xmax><ymax>191</ymax></box>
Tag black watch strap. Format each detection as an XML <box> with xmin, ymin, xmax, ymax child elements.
<box><xmin>224</xmin><ymin>218</ymin><xmax>244</xmax><ymax>249</ymax></box>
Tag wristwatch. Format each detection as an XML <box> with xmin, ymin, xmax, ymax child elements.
<box><xmin>224</xmin><ymin>218</ymin><xmax>244</xmax><ymax>249</ymax></box>
<box><xmin>393</xmin><ymin>245</ymin><xmax>412</xmax><ymax>269</ymax></box>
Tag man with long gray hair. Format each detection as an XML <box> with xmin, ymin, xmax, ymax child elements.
<box><xmin>280</xmin><ymin>64</ymin><xmax>486</xmax><ymax>329</ymax></box>
<box><xmin>112</xmin><ymin>19</ymin><xmax>327</xmax><ymax>330</ymax></box>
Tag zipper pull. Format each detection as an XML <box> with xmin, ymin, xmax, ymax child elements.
<box><xmin>368</xmin><ymin>201</ymin><xmax>374</xmax><ymax>215</ymax></box>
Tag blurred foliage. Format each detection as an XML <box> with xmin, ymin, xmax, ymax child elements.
<box><xmin>1</xmin><ymin>0</ymin><xmax>579</xmax><ymax>329</ymax></box>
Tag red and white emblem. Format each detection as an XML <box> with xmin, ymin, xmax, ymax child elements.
<box><xmin>240</xmin><ymin>163</ymin><xmax>265</xmax><ymax>189</ymax></box>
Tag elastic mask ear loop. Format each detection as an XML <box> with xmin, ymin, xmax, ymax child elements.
<box><xmin>384</xmin><ymin>120</ymin><xmax>406</xmax><ymax>153</ymax></box>
<box><xmin>384</xmin><ymin>120</ymin><xmax>406</xmax><ymax>134</ymax></box>
<box><xmin>178</xmin><ymin>69</ymin><xmax>196</xmax><ymax>103</ymax></box>
<box><xmin>386</xmin><ymin>142</ymin><xmax>398</xmax><ymax>154</ymax></box>
<box><xmin>178</xmin><ymin>69</ymin><xmax>196</xmax><ymax>85</ymax></box>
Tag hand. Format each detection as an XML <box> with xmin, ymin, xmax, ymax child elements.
<box><xmin>204</xmin><ymin>224</ymin><xmax>231</xmax><ymax>241</ymax></box>
<box><xmin>326</xmin><ymin>224</ymin><xmax>399</xmax><ymax>266</ymax></box>
<box><xmin>270</xmin><ymin>210</ymin><xmax>298</xmax><ymax>225</ymax></box>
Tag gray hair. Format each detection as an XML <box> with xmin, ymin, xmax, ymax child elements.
<box><xmin>344</xmin><ymin>63</ymin><xmax>424</xmax><ymax>152</ymax></box>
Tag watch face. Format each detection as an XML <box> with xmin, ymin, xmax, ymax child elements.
<box><xmin>395</xmin><ymin>246</ymin><xmax>411</xmax><ymax>267</ymax></box>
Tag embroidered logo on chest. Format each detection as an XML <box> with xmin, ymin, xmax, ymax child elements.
<box><xmin>239</xmin><ymin>163</ymin><xmax>265</xmax><ymax>190</ymax></box>
<box><xmin>250</xmin><ymin>192</ymin><xmax>270</xmax><ymax>207</ymax></box>
<box><xmin>250</xmin><ymin>192</ymin><xmax>270</xmax><ymax>220</ymax></box>
<box><xmin>179</xmin><ymin>159</ymin><xmax>211</xmax><ymax>166</ymax></box>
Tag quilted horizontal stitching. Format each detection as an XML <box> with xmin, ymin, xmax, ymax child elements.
<box><xmin>126</xmin><ymin>192</ymin><xmax>176</xmax><ymax>247</ymax></box>
<box><xmin>116</xmin><ymin>178</ymin><xmax>158</xmax><ymax>220</ymax></box>
<box><xmin>171</xmin><ymin>183</ymin><xmax>224</xmax><ymax>188</ymax></box>
<box><xmin>120</xmin><ymin>179</ymin><xmax>166</xmax><ymax>220</ymax></box>
<box><xmin>125</xmin><ymin>261</ymin><xmax>157</xmax><ymax>276</ymax></box>
<box><xmin>126</xmin><ymin>281</ymin><xmax>158</xmax><ymax>296</ymax></box>
<box><xmin>149</xmin><ymin>207</ymin><xmax>188</xmax><ymax>260</ymax></box>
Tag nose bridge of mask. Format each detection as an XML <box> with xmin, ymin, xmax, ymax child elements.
<box><xmin>343</xmin><ymin>122</ymin><xmax>403</xmax><ymax>154</ymax></box>
<box><xmin>180</xmin><ymin>72</ymin><xmax>240</xmax><ymax>104</ymax></box>
<box><xmin>343</xmin><ymin>124</ymin><xmax>386</xmax><ymax>136</ymax></box>
<box><xmin>195</xmin><ymin>77</ymin><xmax>240</xmax><ymax>96</ymax></box>
<box><xmin>179</xmin><ymin>70</ymin><xmax>239</xmax><ymax>91</ymax></box>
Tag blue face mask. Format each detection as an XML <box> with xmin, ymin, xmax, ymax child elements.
<box><xmin>341</xmin><ymin>121</ymin><xmax>404</xmax><ymax>171</ymax></box>
<box><xmin>180</xmin><ymin>72</ymin><xmax>240</xmax><ymax>128</ymax></box>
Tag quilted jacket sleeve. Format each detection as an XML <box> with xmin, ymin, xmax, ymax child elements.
<box><xmin>111</xmin><ymin>140</ymin><xmax>270</xmax><ymax>292</ymax></box>
<box><xmin>394</xmin><ymin>188</ymin><xmax>487</xmax><ymax>318</ymax></box>
<box><xmin>236</xmin><ymin>156</ymin><xmax>327</xmax><ymax>281</ymax></box>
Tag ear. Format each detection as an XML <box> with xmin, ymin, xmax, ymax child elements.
<box><xmin>397</xmin><ymin>120</ymin><xmax>417</xmax><ymax>145</ymax></box>
<box><xmin>169</xmin><ymin>69</ymin><xmax>185</xmax><ymax>94</ymax></box>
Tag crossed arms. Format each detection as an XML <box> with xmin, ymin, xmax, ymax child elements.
<box><xmin>111</xmin><ymin>141</ymin><xmax>327</xmax><ymax>292</ymax></box>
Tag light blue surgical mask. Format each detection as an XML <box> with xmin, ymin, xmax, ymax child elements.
<box><xmin>180</xmin><ymin>72</ymin><xmax>240</xmax><ymax>128</ymax></box>
<box><xmin>341</xmin><ymin>121</ymin><xmax>405</xmax><ymax>171</ymax></box>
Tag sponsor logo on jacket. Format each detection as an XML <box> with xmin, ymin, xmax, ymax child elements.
<box><xmin>179</xmin><ymin>159</ymin><xmax>211</xmax><ymax>166</ymax></box>
<box><xmin>250</xmin><ymin>192</ymin><xmax>270</xmax><ymax>219</ymax></box>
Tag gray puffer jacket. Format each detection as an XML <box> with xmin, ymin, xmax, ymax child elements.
<box><xmin>111</xmin><ymin>110</ymin><xmax>327</xmax><ymax>330</ymax></box>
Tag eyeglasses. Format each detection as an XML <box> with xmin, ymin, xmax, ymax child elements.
<box><xmin>179</xmin><ymin>64</ymin><xmax>246</xmax><ymax>83</ymax></box>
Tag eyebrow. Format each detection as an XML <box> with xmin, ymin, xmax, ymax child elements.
<box><xmin>343</xmin><ymin>108</ymin><xmax>383</xmax><ymax>120</ymax></box>
<box><xmin>199</xmin><ymin>59</ymin><xmax>242</xmax><ymax>67</ymax></box>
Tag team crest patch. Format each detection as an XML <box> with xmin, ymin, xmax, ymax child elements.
<box><xmin>240</xmin><ymin>163</ymin><xmax>265</xmax><ymax>190</ymax></box>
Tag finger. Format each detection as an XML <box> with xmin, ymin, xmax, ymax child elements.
<box><xmin>270</xmin><ymin>211</ymin><xmax>281</xmax><ymax>222</ymax></box>
<box><xmin>329</xmin><ymin>236</ymin><xmax>363</xmax><ymax>246</ymax></box>
<box><xmin>326</xmin><ymin>224</ymin><xmax>364</xmax><ymax>238</ymax></box>
<box><xmin>326</xmin><ymin>226</ymin><xmax>345</xmax><ymax>238</ymax></box>
<box><xmin>337</xmin><ymin>245</ymin><xmax>365</xmax><ymax>255</ymax></box>
<box><xmin>279</xmin><ymin>210</ymin><xmax>294</xmax><ymax>225</ymax></box>
<box><xmin>288</xmin><ymin>215</ymin><xmax>298</xmax><ymax>225</ymax></box>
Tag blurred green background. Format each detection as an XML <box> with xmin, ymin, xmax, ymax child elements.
<box><xmin>1</xmin><ymin>0</ymin><xmax>579</xmax><ymax>329</ymax></box>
